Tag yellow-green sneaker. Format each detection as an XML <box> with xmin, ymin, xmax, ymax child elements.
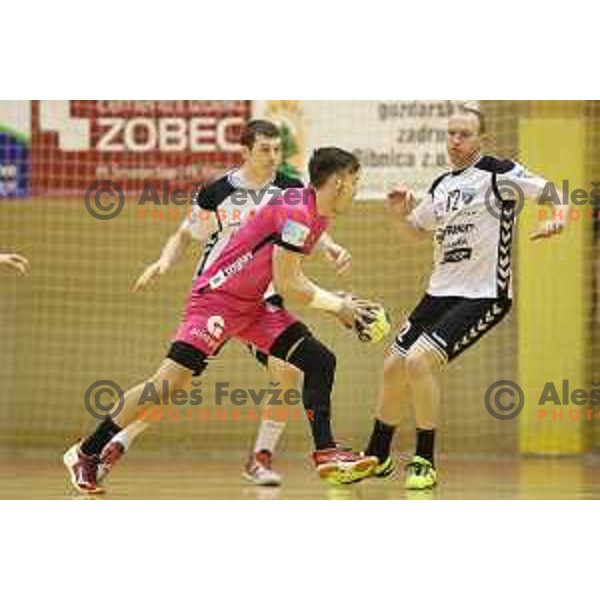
<box><xmin>404</xmin><ymin>456</ymin><xmax>437</xmax><ymax>490</ymax></box>
<box><xmin>373</xmin><ymin>456</ymin><xmax>395</xmax><ymax>478</ymax></box>
<box><xmin>313</xmin><ymin>449</ymin><xmax>378</xmax><ymax>485</ymax></box>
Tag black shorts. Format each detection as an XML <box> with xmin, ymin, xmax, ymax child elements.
<box><xmin>209</xmin><ymin>294</ymin><xmax>285</xmax><ymax>368</ymax></box>
<box><xmin>391</xmin><ymin>294</ymin><xmax>512</xmax><ymax>365</ymax></box>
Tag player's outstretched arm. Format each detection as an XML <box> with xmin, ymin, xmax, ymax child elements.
<box><xmin>386</xmin><ymin>186</ymin><xmax>431</xmax><ymax>244</ymax></box>
<box><xmin>133</xmin><ymin>203</ymin><xmax>219</xmax><ymax>291</ymax></box>
<box><xmin>272</xmin><ymin>245</ymin><xmax>372</xmax><ymax>329</ymax></box>
<box><xmin>315</xmin><ymin>232</ymin><xmax>352</xmax><ymax>276</ymax></box>
<box><xmin>133</xmin><ymin>227</ymin><xmax>193</xmax><ymax>292</ymax></box>
<box><xmin>0</xmin><ymin>252</ymin><xmax>29</xmax><ymax>276</ymax></box>
<box><xmin>529</xmin><ymin>185</ymin><xmax>569</xmax><ymax>241</ymax></box>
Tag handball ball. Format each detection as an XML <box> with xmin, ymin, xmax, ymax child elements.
<box><xmin>356</xmin><ymin>305</ymin><xmax>391</xmax><ymax>344</ymax></box>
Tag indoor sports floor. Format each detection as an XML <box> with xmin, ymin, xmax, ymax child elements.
<box><xmin>3</xmin><ymin>453</ymin><xmax>600</xmax><ymax>499</ymax></box>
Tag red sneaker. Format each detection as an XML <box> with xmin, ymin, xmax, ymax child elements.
<box><xmin>313</xmin><ymin>448</ymin><xmax>378</xmax><ymax>485</ymax></box>
<box><xmin>63</xmin><ymin>443</ymin><xmax>104</xmax><ymax>494</ymax></box>
<box><xmin>98</xmin><ymin>440</ymin><xmax>126</xmax><ymax>483</ymax></box>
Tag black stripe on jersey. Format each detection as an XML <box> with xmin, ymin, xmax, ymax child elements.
<box><xmin>273</xmin><ymin>172</ymin><xmax>304</xmax><ymax>189</ymax></box>
<box><xmin>251</xmin><ymin>234</ymin><xmax>305</xmax><ymax>256</ymax></box>
<box><xmin>492</xmin><ymin>172</ymin><xmax>516</xmax><ymax>298</ymax></box>
<box><xmin>252</xmin><ymin>234</ymin><xmax>278</xmax><ymax>255</ymax></box>
<box><xmin>429</xmin><ymin>172</ymin><xmax>451</xmax><ymax>196</ymax></box>
<box><xmin>196</xmin><ymin>231</ymin><xmax>221</xmax><ymax>277</ymax></box>
<box><xmin>193</xmin><ymin>170</ymin><xmax>302</xmax><ymax>212</ymax></box>
<box><xmin>273</xmin><ymin>238</ymin><xmax>306</xmax><ymax>254</ymax></box>
<box><xmin>475</xmin><ymin>155</ymin><xmax>516</xmax><ymax>175</ymax></box>
<box><xmin>193</xmin><ymin>176</ymin><xmax>236</xmax><ymax>212</ymax></box>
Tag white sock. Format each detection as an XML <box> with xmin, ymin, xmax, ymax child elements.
<box><xmin>254</xmin><ymin>420</ymin><xmax>286</xmax><ymax>454</ymax></box>
<box><xmin>110</xmin><ymin>429</ymin><xmax>131</xmax><ymax>452</ymax></box>
<box><xmin>112</xmin><ymin>420</ymin><xmax>148</xmax><ymax>452</ymax></box>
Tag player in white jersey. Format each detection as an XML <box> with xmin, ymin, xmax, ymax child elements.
<box><xmin>123</xmin><ymin>121</ymin><xmax>352</xmax><ymax>486</ymax></box>
<box><xmin>363</xmin><ymin>107</ymin><xmax>568</xmax><ymax>489</ymax></box>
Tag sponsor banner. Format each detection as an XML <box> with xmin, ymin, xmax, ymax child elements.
<box><xmin>31</xmin><ymin>101</ymin><xmax>251</xmax><ymax>195</ymax></box>
<box><xmin>0</xmin><ymin>101</ymin><xmax>30</xmax><ymax>198</ymax></box>
<box><xmin>254</xmin><ymin>100</ymin><xmax>476</xmax><ymax>199</ymax></box>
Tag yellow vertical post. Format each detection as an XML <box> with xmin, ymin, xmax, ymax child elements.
<box><xmin>517</xmin><ymin>116</ymin><xmax>590</xmax><ymax>454</ymax></box>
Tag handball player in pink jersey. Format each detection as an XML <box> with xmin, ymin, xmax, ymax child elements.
<box><xmin>64</xmin><ymin>147</ymin><xmax>378</xmax><ymax>493</ymax></box>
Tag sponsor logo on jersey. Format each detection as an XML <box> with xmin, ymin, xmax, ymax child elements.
<box><xmin>281</xmin><ymin>220</ymin><xmax>310</xmax><ymax>248</ymax></box>
<box><xmin>209</xmin><ymin>251</ymin><xmax>253</xmax><ymax>289</ymax></box>
<box><xmin>191</xmin><ymin>315</ymin><xmax>226</xmax><ymax>349</ymax></box>
<box><xmin>206</xmin><ymin>316</ymin><xmax>225</xmax><ymax>340</ymax></box>
<box><xmin>441</xmin><ymin>248</ymin><xmax>473</xmax><ymax>264</ymax></box>
<box><xmin>435</xmin><ymin>222</ymin><xmax>475</xmax><ymax>244</ymax></box>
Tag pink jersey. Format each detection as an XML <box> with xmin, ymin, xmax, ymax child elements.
<box><xmin>193</xmin><ymin>187</ymin><xmax>328</xmax><ymax>302</ymax></box>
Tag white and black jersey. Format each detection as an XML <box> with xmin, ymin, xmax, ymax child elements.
<box><xmin>409</xmin><ymin>155</ymin><xmax>548</xmax><ymax>300</ymax></box>
<box><xmin>181</xmin><ymin>168</ymin><xmax>304</xmax><ymax>285</ymax></box>
<box><xmin>392</xmin><ymin>155</ymin><xmax>548</xmax><ymax>365</ymax></box>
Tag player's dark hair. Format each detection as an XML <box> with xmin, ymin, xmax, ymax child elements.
<box><xmin>459</xmin><ymin>105</ymin><xmax>486</xmax><ymax>135</ymax></box>
<box><xmin>240</xmin><ymin>120</ymin><xmax>280</xmax><ymax>149</ymax></box>
<box><xmin>308</xmin><ymin>147</ymin><xmax>360</xmax><ymax>188</ymax></box>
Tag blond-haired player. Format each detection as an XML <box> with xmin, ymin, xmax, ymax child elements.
<box><xmin>364</xmin><ymin>107</ymin><xmax>568</xmax><ymax>489</ymax></box>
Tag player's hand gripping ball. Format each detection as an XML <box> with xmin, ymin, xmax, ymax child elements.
<box><xmin>354</xmin><ymin>303</ymin><xmax>391</xmax><ymax>344</ymax></box>
<box><xmin>336</xmin><ymin>292</ymin><xmax>391</xmax><ymax>344</ymax></box>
